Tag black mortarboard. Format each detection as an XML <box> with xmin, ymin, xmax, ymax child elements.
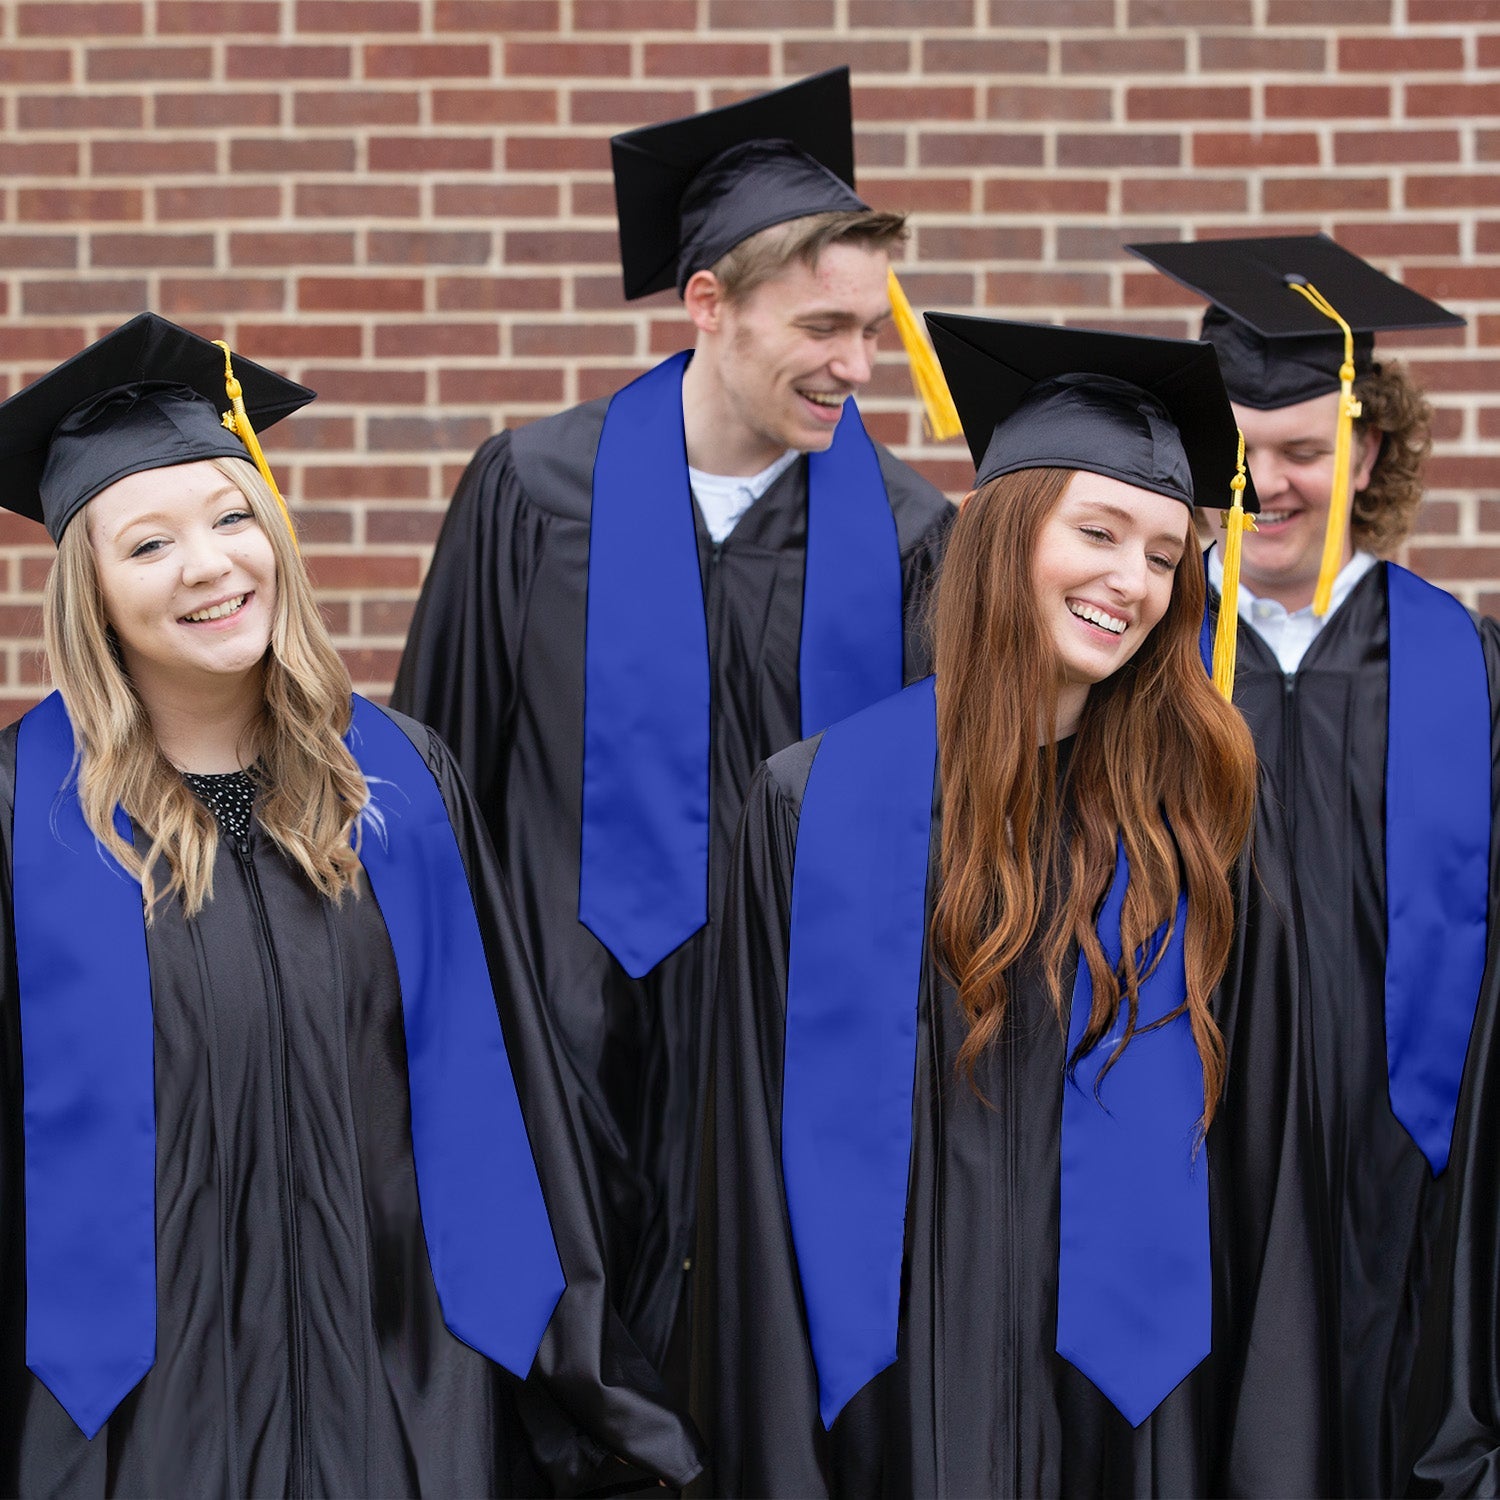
<box><xmin>1126</xmin><ymin>235</ymin><xmax>1465</xmax><ymax>410</ymax></box>
<box><xmin>925</xmin><ymin>313</ymin><xmax>1258</xmax><ymax>514</ymax></box>
<box><xmin>0</xmin><ymin>311</ymin><xmax>314</xmax><ymax>542</ymax></box>
<box><xmin>611</xmin><ymin>68</ymin><xmax>868</xmax><ymax>300</ymax></box>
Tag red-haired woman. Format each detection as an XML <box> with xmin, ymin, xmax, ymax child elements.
<box><xmin>691</xmin><ymin>317</ymin><xmax>1331</xmax><ymax>1497</ymax></box>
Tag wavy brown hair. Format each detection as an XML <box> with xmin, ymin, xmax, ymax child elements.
<box><xmin>931</xmin><ymin>468</ymin><xmax>1259</xmax><ymax>1128</ymax></box>
<box><xmin>1352</xmin><ymin>358</ymin><xmax>1433</xmax><ymax>555</ymax></box>
<box><xmin>42</xmin><ymin>455</ymin><xmax>368</xmax><ymax>919</ymax></box>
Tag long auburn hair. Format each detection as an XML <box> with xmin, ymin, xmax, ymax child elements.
<box><xmin>931</xmin><ymin>467</ymin><xmax>1258</xmax><ymax>1128</ymax></box>
<box><xmin>42</xmin><ymin>455</ymin><xmax>368</xmax><ymax>919</ymax></box>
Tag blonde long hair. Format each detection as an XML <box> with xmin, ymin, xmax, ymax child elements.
<box><xmin>42</xmin><ymin>455</ymin><xmax>367</xmax><ymax>918</ymax></box>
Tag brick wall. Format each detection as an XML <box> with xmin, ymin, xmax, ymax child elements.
<box><xmin>0</xmin><ymin>0</ymin><xmax>1496</xmax><ymax>719</ymax></box>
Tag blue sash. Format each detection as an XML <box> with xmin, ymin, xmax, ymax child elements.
<box><xmin>579</xmin><ymin>351</ymin><xmax>902</xmax><ymax>978</ymax></box>
<box><xmin>15</xmin><ymin>691</ymin><xmax>564</xmax><ymax>1438</ymax></box>
<box><xmin>782</xmin><ymin>678</ymin><xmax>1208</xmax><ymax>1428</ymax></box>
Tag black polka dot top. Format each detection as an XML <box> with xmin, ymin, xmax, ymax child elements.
<box><xmin>182</xmin><ymin>768</ymin><xmax>256</xmax><ymax>847</ymax></box>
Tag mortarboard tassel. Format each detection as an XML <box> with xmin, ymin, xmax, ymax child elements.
<box><xmin>1212</xmin><ymin>430</ymin><xmax>1255</xmax><ymax>701</ymax></box>
<box><xmin>886</xmin><ymin>267</ymin><xmax>962</xmax><ymax>442</ymax></box>
<box><xmin>1285</xmin><ymin>278</ymin><xmax>1361</xmax><ymax>617</ymax></box>
<box><xmin>212</xmin><ymin>338</ymin><xmax>299</xmax><ymax>551</ymax></box>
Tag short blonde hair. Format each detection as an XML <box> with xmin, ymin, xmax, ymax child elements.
<box><xmin>710</xmin><ymin>208</ymin><xmax>908</xmax><ymax>304</ymax></box>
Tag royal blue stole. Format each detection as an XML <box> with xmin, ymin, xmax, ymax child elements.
<box><xmin>579</xmin><ymin>350</ymin><xmax>903</xmax><ymax>978</ymax></box>
<box><xmin>14</xmin><ymin>691</ymin><xmax>565</xmax><ymax>1438</ymax></box>
<box><xmin>782</xmin><ymin>678</ymin><xmax>1209</xmax><ymax>1428</ymax></box>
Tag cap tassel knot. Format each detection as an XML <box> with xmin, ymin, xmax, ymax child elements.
<box><xmin>886</xmin><ymin>267</ymin><xmax>962</xmax><ymax>442</ymax></box>
<box><xmin>1212</xmin><ymin>430</ymin><xmax>1255</xmax><ymax>701</ymax></box>
<box><xmin>212</xmin><ymin>338</ymin><xmax>299</xmax><ymax>551</ymax></box>
<box><xmin>1285</xmin><ymin>279</ymin><xmax>1361</xmax><ymax>617</ymax></box>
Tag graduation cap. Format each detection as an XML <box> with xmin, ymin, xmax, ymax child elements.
<box><xmin>1125</xmin><ymin>234</ymin><xmax>1464</xmax><ymax>411</ymax></box>
<box><xmin>926</xmin><ymin>312</ymin><xmax>1256</xmax><ymax>696</ymax></box>
<box><xmin>0</xmin><ymin>311</ymin><xmax>313</xmax><ymax>543</ymax></box>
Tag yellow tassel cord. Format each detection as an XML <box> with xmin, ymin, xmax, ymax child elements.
<box><xmin>1211</xmin><ymin>430</ymin><xmax>1256</xmax><ymax>702</ymax></box>
<box><xmin>1285</xmin><ymin>279</ymin><xmax>1362</xmax><ymax>617</ymax></box>
<box><xmin>886</xmin><ymin>267</ymin><xmax>963</xmax><ymax>442</ymax></box>
<box><xmin>212</xmin><ymin>339</ymin><xmax>299</xmax><ymax>553</ymax></box>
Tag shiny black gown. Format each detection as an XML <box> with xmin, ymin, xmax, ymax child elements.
<box><xmin>1211</xmin><ymin>561</ymin><xmax>1500</xmax><ymax>1497</ymax></box>
<box><xmin>391</xmin><ymin>396</ymin><xmax>953</xmax><ymax>1380</ymax></box>
<box><xmin>0</xmin><ymin>711</ymin><xmax>704</xmax><ymax>1498</ymax></box>
<box><xmin>693</xmin><ymin>733</ymin><xmax>1332</xmax><ymax>1498</ymax></box>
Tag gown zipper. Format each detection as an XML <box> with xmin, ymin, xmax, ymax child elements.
<box><xmin>234</xmin><ymin>835</ymin><xmax>309</xmax><ymax>1498</ymax></box>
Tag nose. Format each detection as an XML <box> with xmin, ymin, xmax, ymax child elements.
<box><xmin>179</xmin><ymin>531</ymin><xmax>234</xmax><ymax>588</ymax></box>
<box><xmin>1106</xmin><ymin>545</ymin><xmax>1152</xmax><ymax>604</ymax></box>
<box><xmin>826</xmin><ymin>331</ymin><xmax>874</xmax><ymax>390</ymax></box>
<box><xmin>1245</xmin><ymin>449</ymin><xmax>1290</xmax><ymax>503</ymax></box>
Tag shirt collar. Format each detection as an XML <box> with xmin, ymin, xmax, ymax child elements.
<box><xmin>1207</xmin><ymin>544</ymin><xmax>1377</xmax><ymax>624</ymax></box>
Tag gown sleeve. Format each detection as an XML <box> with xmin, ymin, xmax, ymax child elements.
<box><xmin>1403</xmin><ymin>614</ymin><xmax>1500</xmax><ymax>1499</ymax></box>
<box><xmin>415</xmin><ymin>720</ymin><xmax>706</xmax><ymax>1495</ymax></box>
<box><xmin>690</xmin><ymin>748</ymin><xmax>831</xmax><ymax>1499</ymax></box>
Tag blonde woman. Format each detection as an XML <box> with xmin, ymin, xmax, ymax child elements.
<box><xmin>0</xmin><ymin>314</ymin><xmax>702</xmax><ymax>1497</ymax></box>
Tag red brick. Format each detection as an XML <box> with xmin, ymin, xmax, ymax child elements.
<box><xmin>0</xmin><ymin>143</ymin><xmax>79</xmax><ymax>175</ymax></box>
<box><xmin>918</xmin><ymin>132</ymin><xmax>1045</xmax><ymax>168</ymax></box>
<box><xmin>298</xmin><ymin>0</ymin><xmax>418</xmax><ymax>28</ymax></box>
<box><xmin>238</xmin><ymin>322</ymin><xmax>365</xmax><ymax>358</ymax></box>
<box><xmin>366</xmin><ymin>43</ymin><xmax>493</xmax><ymax>78</ymax></box>
<box><xmin>986</xmin><ymin>85</ymin><xmax>1112</xmax><ymax>122</ymax></box>
<box><xmin>231</xmin><ymin>232</ymin><xmax>357</xmax><ymax>266</ymax></box>
<box><xmin>511</xmin><ymin>323</ymin><xmax>634</xmax><ymax>356</ymax></box>
<box><xmin>1060</xmin><ymin>37</ymin><xmax>1187</xmax><ymax>74</ymax></box>
<box><xmin>294</xmin><ymin>90</ymin><xmax>421</xmax><ymax>127</ymax></box>
<box><xmin>0</xmin><ymin>48</ymin><xmax>70</xmax><ymax>84</ymax></box>
<box><xmin>1127</xmin><ymin>87</ymin><xmax>1250</xmax><ymax>122</ymax></box>
<box><xmin>1267</xmin><ymin>0</ymin><xmax>1388</xmax><ymax>16</ymax></box>
<box><xmin>18</xmin><ymin>2</ymin><xmax>142</xmax><ymax>34</ymax></box>
<box><xmin>921</xmin><ymin>38</ymin><xmax>1049</xmax><ymax>74</ymax></box>
<box><xmin>87</xmin><ymin>45</ymin><xmax>211</xmax><ymax>80</ymax></box>
<box><xmin>917</xmin><ymin>224</ymin><xmax>1042</xmax><ymax>262</ymax></box>
<box><xmin>374</xmin><ymin>322</ymin><xmax>500</xmax><ymax>357</ymax></box>
<box><xmin>505</xmin><ymin>229</ymin><xmax>619</xmax><ymax>265</ymax></box>
<box><xmin>365</xmin><ymin>510</ymin><xmax>446</xmax><ymax>546</ymax></box>
<box><xmin>570</xmin><ymin>180</ymin><xmax>620</xmax><ymax>216</ymax></box>
<box><xmin>432</xmin><ymin>182</ymin><xmax>559</xmax><ymax>217</ymax></box>
<box><xmin>437</xmin><ymin>367</ymin><xmax>567</xmax><ymax>404</ymax></box>
<box><xmin>360</xmin><ymin>599</ymin><xmax>417</xmax><ymax>636</ymax></box>
<box><xmin>506</xmin><ymin>41</ymin><xmax>630</xmax><ymax>75</ymax></box>
<box><xmin>158</xmin><ymin>184</ymin><xmax>282</xmax><ymax>220</ymax></box>
<box><xmin>157</xmin><ymin>1</ymin><xmax>281</xmax><ymax>29</ymax></box>
<box><xmin>231</xmin><ymin>138</ymin><xmax>357</xmax><ymax>173</ymax></box>
<box><xmin>1339</xmin><ymin>221</ymin><xmax>1462</xmax><ymax>257</ymax></box>
<box><xmin>1409</xmin><ymin>83</ymin><xmax>1500</xmax><ymax>118</ymax></box>
<box><xmin>568</xmin><ymin>275</ymin><xmax>643</xmax><ymax>311</ymax></box>
<box><xmin>862</xmin><ymin>175</ymin><xmax>972</xmax><ymax>213</ymax></box>
<box><xmin>0</xmin><ymin>605</ymin><xmax>43</xmax><ymax>634</ymax></box>
<box><xmin>93</xmin><ymin>139</ymin><xmax>218</xmax><ymax>175</ymax></box>
<box><xmin>160</xmin><ymin>277</ymin><xmax>286</xmax><ymax>315</ymax></box>
<box><xmin>1266</xmin><ymin>84</ymin><xmax>1392</xmax><ymax>119</ymax></box>
<box><xmin>785</xmin><ymin>40</ymin><xmax>911</xmax><ymax>74</ymax></box>
<box><xmin>504</xmin><ymin>136</ymin><xmax>607</xmax><ymax>172</ymax></box>
<box><xmin>1128</xmin><ymin>0</ymin><xmax>1252</xmax><ymax>19</ymax></box>
<box><xmin>1263</xmin><ymin>177</ymin><xmax>1390</xmax><ymax>212</ymax></box>
<box><xmin>300</xmin><ymin>368</ymin><xmax>428</xmax><ymax>404</ymax></box>
<box><xmin>18</xmin><ymin>188</ymin><xmax>143</xmax><ymax>223</ymax></box>
<box><xmin>435</xmin><ymin>275</ymin><xmax>563</xmax><ymax>312</ymax></box>
<box><xmin>0</xmin><ymin>234</ymin><xmax>78</xmax><ymax>269</ymax></box>
<box><xmin>295</xmin><ymin>183</ymin><xmax>422</xmax><ymax>218</ymax></box>
<box><xmin>155</xmin><ymin>92</ymin><xmax>282</xmax><ymax>128</ymax></box>
<box><xmin>17</xmin><ymin>93</ymin><xmax>141</xmax><ymax>129</ymax></box>
<box><xmin>1427</xmin><ymin>458</ymin><xmax>1500</xmax><ymax>489</ymax></box>
<box><xmin>569</xmin><ymin>89</ymin><xmax>694</xmax><ymax>126</ymax></box>
<box><xmin>1058</xmin><ymin>225</ymin><xmax>1174</xmax><ymax>261</ymax></box>
<box><xmin>990</xmin><ymin>0</ymin><xmax>1111</xmax><ymax>19</ymax></box>
<box><xmin>708</xmin><ymin>0</ymin><xmax>834</xmax><ymax>22</ymax></box>
<box><xmin>1341</xmin><ymin>35</ymin><xmax>1464</xmax><ymax>71</ymax></box>
<box><xmin>984</xmin><ymin>271</ymin><xmax>1111</xmax><ymax>306</ymax></box>
<box><xmin>286</xmin><ymin>508</ymin><xmax>356</xmax><ymax>546</ymax></box>
<box><xmin>855</xmin><ymin>131</ymin><xmax>910</xmax><ymax>169</ymax></box>
<box><xmin>366</xmin><ymin>417</ymin><xmax>495</xmax><ymax>453</ymax></box>
<box><xmin>1122</xmin><ymin>271</ymin><xmax>1205</xmax><ymax>309</ymax></box>
<box><xmin>1408</xmin><ymin>546</ymin><xmax>1500</xmax><ymax>581</ymax></box>
<box><xmin>1337</xmin><ymin>130</ymin><xmax>1460</xmax><ymax>166</ymax></box>
<box><xmin>432</xmin><ymin>87</ymin><xmax>558</xmax><ymax>125</ymax></box>
<box><xmin>435</xmin><ymin>0</ymin><xmax>560</xmax><ymax>25</ymax></box>
<box><xmin>1058</xmin><ymin>133</ymin><xmax>1182</xmax><ymax>168</ymax></box>
<box><xmin>0</xmin><ymin>325</ymin><xmax>90</xmax><ymax>360</ymax></box>
<box><xmin>1411</xmin><ymin>499</ymin><xmax>1461</xmax><ymax>535</ymax></box>
<box><xmin>307</xmin><ymin>554</ymin><xmax>423</xmax><ymax>589</ymax></box>
<box><xmin>226</xmin><ymin>43</ymin><xmax>352</xmax><ymax>79</ymax></box>
<box><xmin>1480</xmin><ymin>35</ymin><xmax>1500</xmax><ymax>65</ymax></box>
<box><xmin>1411</xmin><ymin>0</ymin><xmax>1500</xmax><ymax>17</ymax></box>
<box><xmin>93</xmin><ymin>232</ymin><xmax>216</xmax><ymax>268</ymax></box>
<box><xmin>299</xmin><ymin>278</ymin><xmax>426</xmax><ymax>313</ymax></box>
<box><xmin>1406</xmin><ymin>175</ymin><xmax>1500</xmax><ymax>209</ymax></box>
<box><xmin>883</xmin><ymin>270</ymin><xmax>977</xmax><ymax>306</ymax></box>
<box><xmin>368</xmin><ymin>230</ymin><xmax>492</xmax><ymax>266</ymax></box>
<box><xmin>302</xmin><ymin>466</ymin><xmax>430</xmax><ymax>501</ymax></box>
<box><xmin>984</xmin><ymin>178</ymin><xmax>1111</xmax><ymax>214</ymax></box>
<box><xmin>1408</xmin><ymin>266</ymin><xmax>1500</xmax><ymax>303</ymax></box>
<box><xmin>24</xmin><ymin>279</ymin><xmax>146</xmax><ymax>315</ymax></box>
<box><xmin>1194</xmin><ymin>132</ymin><xmax>1320</xmax><ymax>168</ymax></box>
<box><xmin>371</xmin><ymin>135</ymin><xmax>494</xmax><ymax>172</ymax></box>
<box><xmin>1199</xmin><ymin>34</ymin><xmax>1326</xmax><ymax>71</ymax></box>
<box><xmin>269</xmin><ymin>413</ymin><xmax>356</xmax><ymax>451</ymax></box>
<box><xmin>642</xmin><ymin>42</ymin><xmax>771</xmax><ymax>77</ymax></box>
<box><xmin>851</xmin><ymin>0</ymin><xmax>973</xmax><ymax>21</ymax></box>
<box><xmin>1475</xmin><ymin>132</ymin><xmax>1500</xmax><ymax>161</ymax></box>
<box><xmin>855</xmin><ymin>85</ymin><xmax>978</xmax><ymax>122</ymax></box>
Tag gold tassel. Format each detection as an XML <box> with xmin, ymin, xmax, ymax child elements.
<box><xmin>886</xmin><ymin>267</ymin><xmax>962</xmax><ymax>442</ymax></box>
<box><xmin>212</xmin><ymin>338</ymin><xmax>299</xmax><ymax>552</ymax></box>
<box><xmin>1285</xmin><ymin>279</ymin><xmax>1361</xmax><ymax>617</ymax></box>
<box><xmin>1212</xmin><ymin>430</ymin><xmax>1256</xmax><ymax>702</ymax></box>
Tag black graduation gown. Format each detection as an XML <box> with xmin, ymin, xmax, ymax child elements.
<box><xmin>693</xmin><ymin>735</ymin><xmax>1330</xmax><ymax>1498</ymax></box>
<box><xmin>390</xmin><ymin>395</ymin><xmax>953</xmax><ymax>1380</ymax></box>
<box><xmin>1211</xmin><ymin>559</ymin><xmax>1500</xmax><ymax>1498</ymax></box>
<box><xmin>0</xmin><ymin>711</ymin><xmax>704</xmax><ymax>1498</ymax></box>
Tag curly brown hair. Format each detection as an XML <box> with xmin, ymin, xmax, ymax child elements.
<box><xmin>1351</xmin><ymin>358</ymin><xmax>1433</xmax><ymax>555</ymax></box>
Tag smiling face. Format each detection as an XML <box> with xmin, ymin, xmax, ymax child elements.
<box><xmin>1031</xmin><ymin>471</ymin><xmax>1191</xmax><ymax>728</ymax></box>
<box><xmin>87</xmin><ymin>459</ymin><xmax>277</xmax><ymax>701</ymax></box>
<box><xmin>1233</xmin><ymin>393</ymin><xmax>1381</xmax><ymax>612</ymax></box>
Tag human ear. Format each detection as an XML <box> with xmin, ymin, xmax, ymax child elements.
<box><xmin>1351</xmin><ymin>423</ymin><xmax>1382</xmax><ymax>493</ymax></box>
<box><xmin>683</xmin><ymin>270</ymin><xmax>727</xmax><ymax>335</ymax></box>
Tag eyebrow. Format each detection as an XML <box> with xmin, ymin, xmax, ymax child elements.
<box><xmin>109</xmin><ymin>484</ymin><xmax>244</xmax><ymax>542</ymax></box>
<box><xmin>1073</xmin><ymin>497</ymin><xmax>1188</xmax><ymax>550</ymax></box>
<box><xmin>794</xmin><ymin>308</ymin><xmax>894</xmax><ymax>328</ymax></box>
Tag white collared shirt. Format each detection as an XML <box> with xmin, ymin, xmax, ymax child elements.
<box><xmin>688</xmin><ymin>448</ymin><xmax>799</xmax><ymax>544</ymax></box>
<box><xmin>1209</xmin><ymin>545</ymin><xmax>1378</xmax><ymax>675</ymax></box>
